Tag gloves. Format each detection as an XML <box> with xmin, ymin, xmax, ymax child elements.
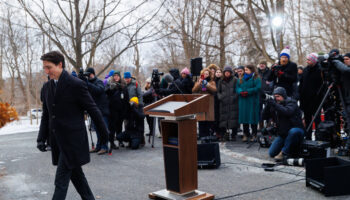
<box><xmin>37</xmin><ymin>141</ymin><xmax>47</xmax><ymax>152</ymax></box>
<box><xmin>202</xmin><ymin>80</ymin><xmax>208</xmax><ymax>86</ymax></box>
<box><xmin>266</xmin><ymin>98</ymin><xmax>276</xmax><ymax>106</ymax></box>
<box><xmin>240</xmin><ymin>91</ymin><xmax>248</xmax><ymax>97</ymax></box>
<box><xmin>277</xmin><ymin>70</ymin><xmax>284</xmax><ymax>78</ymax></box>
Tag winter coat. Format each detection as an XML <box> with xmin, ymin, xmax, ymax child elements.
<box><xmin>262</xmin><ymin>97</ymin><xmax>304</xmax><ymax>138</ymax></box>
<box><xmin>87</xmin><ymin>77</ymin><xmax>110</xmax><ymax>116</ymax></box>
<box><xmin>126</xmin><ymin>79</ymin><xmax>143</xmax><ymax>105</ymax></box>
<box><xmin>268</xmin><ymin>61</ymin><xmax>298</xmax><ymax>97</ymax></box>
<box><xmin>333</xmin><ymin>60</ymin><xmax>350</xmax><ymax>105</ymax></box>
<box><xmin>180</xmin><ymin>75</ymin><xmax>194</xmax><ymax>94</ymax></box>
<box><xmin>258</xmin><ymin>68</ymin><xmax>273</xmax><ymax>95</ymax></box>
<box><xmin>37</xmin><ymin>70</ymin><xmax>109</xmax><ymax>169</ymax></box>
<box><xmin>217</xmin><ymin>76</ymin><xmax>239</xmax><ymax>129</ymax></box>
<box><xmin>299</xmin><ymin>63</ymin><xmax>323</xmax><ymax>113</ymax></box>
<box><xmin>143</xmin><ymin>88</ymin><xmax>155</xmax><ymax>106</ymax></box>
<box><xmin>192</xmin><ymin>78</ymin><xmax>217</xmax><ymax>95</ymax></box>
<box><xmin>214</xmin><ymin>77</ymin><xmax>221</xmax><ymax>122</ymax></box>
<box><xmin>125</xmin><ymin>104</ymin><xmax>145</xmax><ymax>139</ymax></box>
<box><xmin>158</xmin><ymin>78</ymin><xmax>183</xmax><ymax>96</ymax></box>
<box><xmin>105</xmin><ymin>80</ymin><xmax>129</xmax><ymax>122</ymax></box>
<box><xmin>236</xmin><ymin>76</ymin><xmax>261</xmax><ymax>124</ymax></box>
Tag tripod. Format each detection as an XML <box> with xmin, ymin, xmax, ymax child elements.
<box><xmin>307</xmin><ymin>81</ymin><xmax>350</xmax><ymax>148</ymax></box>
<box><xmin>87</xmin><ymin>115</ymin><xmax>95</xmax><ymax>150</ymax></box>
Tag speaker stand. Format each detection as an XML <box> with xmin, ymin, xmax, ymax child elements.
<box><xmin>149</xmin><ymin>189</ymin><xmax>214</xmax><ymax>200</ymax></box>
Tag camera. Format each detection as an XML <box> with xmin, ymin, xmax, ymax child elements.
<box><xmin>258</xmin><ymin>127</ymin><xmax>277</xmax><ymax>148</ymax></box>
<box><xmin>78</xmin><ymin>68</ymin><xmax>91</xmax><ymax>80</ymax></box>
<box><xmin>151</xmin><ymin>69</ymin><xmax>164</xmax><ymax>89</ymax></box>
<box><xmin>261</xmin><ymin>127</ymin><xmax>277</xmax><ymax>136</ymax></box>
<box><xmin>261</xmin><ymin>93</ymin><xmax>274</xmax><ymax>101</ymax></box>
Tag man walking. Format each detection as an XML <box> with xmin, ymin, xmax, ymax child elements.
<box><xmin>37</xmin><ymin>51</ymin><xmax>109</xmax><ymax>200</ymax></box>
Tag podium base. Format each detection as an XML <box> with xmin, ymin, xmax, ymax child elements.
<box><xmin>149</xmin><ymin>189</ymin><xmax>214</xmax><ymax>200</ymax></box>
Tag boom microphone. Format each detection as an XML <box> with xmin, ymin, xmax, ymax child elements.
<box><xmin>163</xmin><ymin>74</ymin><xmax>174</xmax><ymax>83</ymax></box>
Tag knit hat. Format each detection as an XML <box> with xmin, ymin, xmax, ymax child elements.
<box><xmin>181</xmin><ymin>67</ymin><xmax>190</xmax><ymax>75</ymax></box>
<box><xmin>146</xmin><ymin>77</ymin><xmax>151</xmax><ymax>83</ymax></box>
<box><xmin>273</xmin><ymin>87</ymin><xmax>287</xmax><ymax>99</ymax></box>
<box><xmin>130</xmin><ymin>97</ymin><xmax>139</xmax><ymax>105</ymax></box>
<box><xmin>85</xmin><ymin>67</ymin><xmax>95</xmax><ymax>75</ymax></box>
<box><xmin>113</xmin><ymin>70</ymin><xmax>120</xmax><ymax>77</ymax></box>
<box><xmin>223</xmin><ymin>66</ymin><xmax>233</xmax><ymax>73</ymax></box>
<box><xmin>236</xmin><ymin>66</ymin><xmax>244</xmax><ymax>70</ymax></box>
<box><xmin>108</xmin><ymin>70</ymin><xmax>115</xmax><ymax>77</ymax></box>
<box><xmin>280</xmin><ymin>46</ymin><xmax>290</xmax><ymax>59</ymax></box>
<box><xmin>344</xmin><ymin>53</ymin><xmax>350</xmax><ymax>58</ymax></box>
<box><xmin>124</xmin><ymin>72</ymin><xmax>131</xmax><ymax>79</ymax></box>
<box><xmin>307</xmin><ymin>53</ymin><xmax>318</xmax><ymax>65</ymax></box>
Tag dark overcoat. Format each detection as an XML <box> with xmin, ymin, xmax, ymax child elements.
<box><xmin>37</xmin><ymin>70</ymin><xmax>109</xmax><ymax>169</ymax></box>
<box><xmin>217</xmin><ymin>76</ymin><xmax>239</xmax><ymax>129</ymax></box>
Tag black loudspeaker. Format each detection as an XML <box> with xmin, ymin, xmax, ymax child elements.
<box><xmin>190</xmin><ymin>57</ymin><xmax>202</xmax><ymax>76</ymax></box>
<box><xmin>305</xmin><ymin>157</ymin><xmax>350</xmax><ymax>196</ymax></box>
<box><xmin>197</xmin><ymin>143</ymin><xmax>221</xmax><ymax>169</ymax></box>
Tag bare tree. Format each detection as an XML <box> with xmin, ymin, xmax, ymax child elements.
<box><xmin>18</xmin><ymin>0</ymin><xmax>164</xmax><ymax>75</ymax></box>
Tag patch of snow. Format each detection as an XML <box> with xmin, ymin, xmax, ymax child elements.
<box><xmin>0</xmin><ymin>116</ymin><xmax>40</xmax><ymax>136</ymax></box>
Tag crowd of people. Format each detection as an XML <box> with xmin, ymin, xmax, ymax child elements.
<box><xmin>36</xmin><ymin>49</ymin><xmax>350</xmax><ymax>199</ymax></box>
<box><xmin>41</xmin><ymin>47</ymin><xmax>350</xmax><ymax>162</ymax></box>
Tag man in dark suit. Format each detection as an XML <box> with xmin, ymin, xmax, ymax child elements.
<box><xmin>37</xmin><ymin>51</ymin><xmax>109</xmax><ymax>200</ymax></box>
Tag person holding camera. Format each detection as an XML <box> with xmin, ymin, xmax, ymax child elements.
<box><xmin>332</xmin><ymin>53</ymin><xmax>350</xmax><ymax>135</ymax></box>
<box><xmin>105</xmin><ymin>71</ymin><xmax>129</xmax><ymax>149</ymax></box>
<box><xmin>37</xmin><ymin>51</ymin><xmax>109</xmax><ymax>200</ymax></box>
<box><xmin>116</xmin><ymin>97</ymin><xmax>145</xmax><ymax>149</ymax></box>
<box><xmin>263</xmin><ymin>87</ymin><xmax>304</xmax><ymax>161</ymax></box>
<box><xmin>299</xmin><ymin>53</ymin><xmax>323</xmax><ymax>139</ymax></box>
<box><xmin>268</xmin><ymin>46</ymin><xmax>298</xmax><ymax>97</ymax></box>
<box><xmin>83</xmin><ymin>67</ymin><xmax>110</xmax><ymax>155</ymax></box>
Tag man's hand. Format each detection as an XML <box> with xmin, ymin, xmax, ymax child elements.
<box><xmin>37</xmin><ymin>141</ymin><xmax>47</xmax><ymax>152</ymax></box>
<box><xmin>240</xmin><ymin>91</ymin><xmax>248</xmax><ymax>97</ymax></box>
<box><xmin>266</xmin><ymin>98</ymin><xmax>276</xmax><ymax>106</ymax></box>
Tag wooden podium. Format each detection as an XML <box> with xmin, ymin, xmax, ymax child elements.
<box><xmin>144</xmin><ymin>94</ymin><xmax>214</xmax><ymax>200</ymax></box>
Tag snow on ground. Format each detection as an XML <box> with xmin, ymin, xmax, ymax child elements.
<box><xmin>0</xmin><ymin>117</ymin><xmax>40</xmax><ymax>136</ymax></box>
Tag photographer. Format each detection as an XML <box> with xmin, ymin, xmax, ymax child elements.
<box><xmin>268</xmin><ymin>47</ymin><xmax>298</xmax><ymax>97</ymax></box>
<box><xmin>82</xmin><ymin>67</ymin><xmax>109</xmax><ymax>155</ymax></box>
<box><xmin>116</xmin><ymin>97</ymin><xmax>145</xmax><ymax>149</ymax></box>
<box><xmin>299</xmin><ymin>53</ymin><xmax>323</xmax><ymax>139</ymax></box>
<box><xmin>332</xmin><ymin>53</ymin><xmax>350</xmax><ymax>133</ymax></box>
<box><xmin>262</xmin><ymin>87</ymin><xmax>304</xmax><ymax>161</ymax></box>
<box><xmin>156</xmin><ymin>68</ymin><xmax>184</xmax><ymax>96</ymax></box>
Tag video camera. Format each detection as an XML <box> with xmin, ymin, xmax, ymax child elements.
<box><xmin>318</xmin><ymin>49</ymin><xmax>343</xmax><ymax>83</ymax></box>
<box><xmin>78</xmin><ymin>68</ymin><xmax>91</xmax><ymax>80</ymax></box>
<box><xmin>150</xmin><ymin>68</ymin><xmax>164</xmax><ymax>89</ymax></box>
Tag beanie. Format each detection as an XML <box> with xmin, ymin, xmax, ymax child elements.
<box><xmin>181</xmin><ymin>67</ymin><xmax>190</xmax><ymax>75</ymax></box>
<box><xmin>108</xmin><ymin>70</ymin><xmax>115</xmax><ymax>77</ymax></box>
<box><xmin>85</xmin><ymin>67</ymin><xmax>95</xmax><ymax>75</ymax></box>
<box><xmin>280</xmin><ymin>46</ymin><xmax>290</xmax><ymax>59</ymax></box>
<box><xmin>273</xmin><ymin>87</ymin><xmax>287</xmax><ymax>99</ymax></box>
<box><xmin>124</xmin><ymin>72</ymin><xmax>131</xmax><ymax>79</ymax></box>
<box><xmin>146</xmin><ymin>77</ymin><xmax>151</xmax><ymax>83</ymax></box>
<box><xmin>307</xmin><ymin>53</ymin><xmax>318</xmax><ymax>65</ymax></box>
<box><xmin>130</xmin><ymin>97</ymin><xmax>139</xmax><ymax>105</ymax></box>
<box><xmin>113</xmin><ymin>70</ymin><xmax>120</xmax><ymax>77</ymax></box>
<box><xmin>223</xmin><ymin>66</ymin><xmax>233</xmax><ymax>73</ymax></box>
<box><xmin>71</xmin><ymin>71</ymin><xmax>77</xmax><ymax>77</ymax></box>
<box><xmin>344</xmin><ymin>53</ymin><xmax>350</xmax><ymax>58</ymax></box>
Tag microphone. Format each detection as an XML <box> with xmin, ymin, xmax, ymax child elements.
<box><xmin>164</xmin><ymin>74</ymin><xmax>174</xmax><ymax>83</ymax></box>
<box><xmin>164</xmin><ymin>73</ymin><xmax>188</xmax><ymax>102</ymax></box>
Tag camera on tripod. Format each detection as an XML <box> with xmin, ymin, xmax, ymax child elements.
<box><xmin>150</xmin><ymin>69</ymin><xmax>164</xmax><ymax>89</ymax></box>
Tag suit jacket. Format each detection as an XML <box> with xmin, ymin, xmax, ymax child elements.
<box><xmin>37</xmin><ymin>70</ymin><xmax>109</xmax><ymax>169</ymax></box>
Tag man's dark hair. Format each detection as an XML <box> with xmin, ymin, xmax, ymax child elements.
<box><xmin>40</xmin><ymin>51</ymin><xmax>65</xmax><ymax>68</ymax></box>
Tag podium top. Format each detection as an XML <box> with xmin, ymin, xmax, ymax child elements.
<box><xmin>144</xmin><ymin>94</ymin><xmax>213</xmax><ymax>120</ymax></box>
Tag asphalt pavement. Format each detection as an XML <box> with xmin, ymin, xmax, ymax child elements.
<box><xmin>0</xmin><ymin>130</ymin><xmax>350</xmax><ymax>200</ymax></box>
